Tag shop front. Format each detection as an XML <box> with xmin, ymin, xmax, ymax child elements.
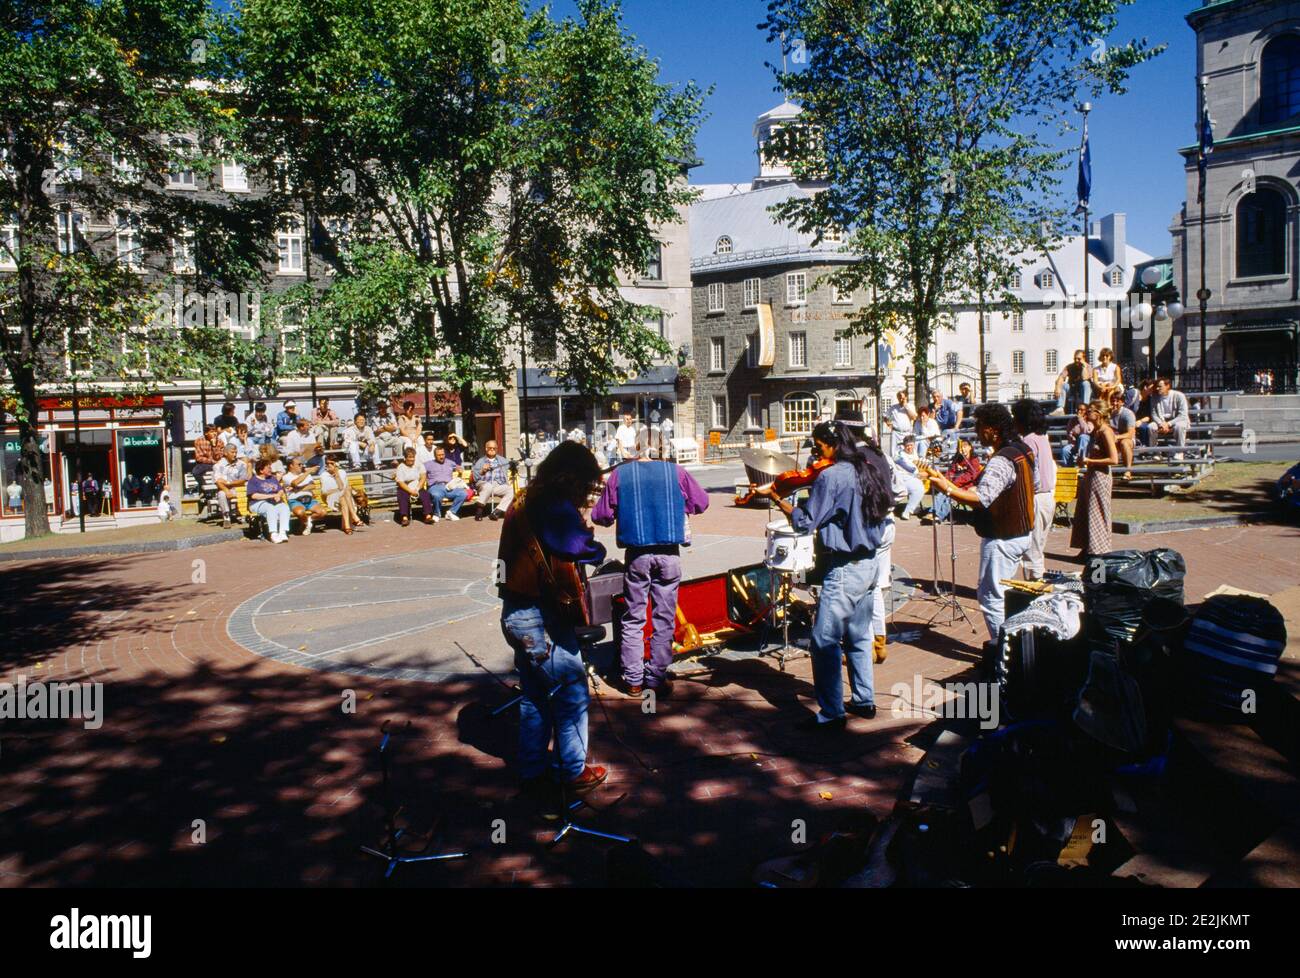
<box><xmin>0</xmin><ymin>394</ymin><xmax>170</xmax><ymax>535</ymax></box>
<box><xmin>516</xmin><ymin>365</ymin><xmax>679</xmax><ymax>454</ymax></box>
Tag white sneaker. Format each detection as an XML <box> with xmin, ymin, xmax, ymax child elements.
<box><xmin>430</xmin><ymin>514</ymin><xmax>441</xmax><ymax>523</ymax></box>
<box><xmin>272</xmin><ymin>532</ymin><xmax>287</xmax><ymax>543</ymax></box>
<box><xmin>898</xmin><ymin>511</ymin><xmax>912</xmax><ymax>521</ymax></box>
<box><xmin>446</xmin><ymin>512</ymin><xmax>460</xmax><ymax>521</ymax></box>
<box><xmin>304</xmin><ymin>516</ymin><xmax>313</xmax><ymax>535</ymax></box>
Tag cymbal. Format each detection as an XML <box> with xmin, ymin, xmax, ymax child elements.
<box><xmin>740</xmin><ymin>447</ymin><xmax>797</xmax><ymax>476</ymax></box>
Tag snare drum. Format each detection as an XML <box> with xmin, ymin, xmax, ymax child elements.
<box><xmin>765</xmin><ymin>519</ymin><xmax>816</xmax><ymax>572</ymax></box>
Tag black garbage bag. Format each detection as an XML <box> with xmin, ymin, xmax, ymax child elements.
<box><xmin>1084</xmin><ymin>549</ymin><xmax>1185</xmax><ymax>648</ymax></box>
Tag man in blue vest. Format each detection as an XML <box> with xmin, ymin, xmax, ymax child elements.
<box><xmin>591</xmin><ymin>457</ymin><xmax>710</xmax><ymax>696</ymax></box>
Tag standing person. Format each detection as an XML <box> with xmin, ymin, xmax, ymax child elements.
<box><xmin>397</xmin><ymin>400</ymin><xmax>422</xmax><ymax>451</ymax></box>
<box><xmin>394</xmin><ymin>446</ymin><xmax>434</xmax><ymax>526</ymax></box>
<box><xmin>496</xmin><ymin>441</ymin><xmax>610</xmax><ymax>798</ymax></box>
<box><xmin>613</xmin><ymin>412</ymin><xmax>639</xmax><ymax>462</ymax></box>
<box><xmin>274</xmin><ymin>400</ymin><xmax>300</xmax><ymax>441</ymax></box>
<box><xmin>245</xmin><ymin>402</ymin><xmax>275</xmax><ymax>445</ymax></box>
<box><xmin>1011</xmin><ymin>398</ymin><xmax>1057</xmax><ymax>581</ymax></box>
<box><xmin>758</xmin><ymin>420</ymin><xmax>894</xmax><ymax>730</ymax></box>
<box><xmin>1054</xmin><ymin>349</ymin><xmax>1094</xmax><ymax>415</ymax></box>
<box><xmin>423</xmin><ymin>444</ymin><xmax>467</xmax><ymax>521</ymax></box>
<box><xmin>320</xmin><ymin>456</ymin><xmax>363</xmax><ymax>534</ymax></box>
<box><xmin>471</xmin><ymin>439</ymin><xmax>513</xmax><ymax>521</ymax></box>
<box><xmin>887</xmin><ymin>390</ymin><xmax>917</xmax><ymax>456</ymax></box>
<box><xmin>927</xmin><ymin>403</ymin><xmax>1035</xmax><ymax>643</ymax></box>
<box><xmin>344</xmin><ymin>413</ymin><xmax>381</xmax><ymax>470</ymax></box>
<box><xmin>1108</xmin><ymin>388</ymin><xmax>1137</xmax><ymax>481</ymax></box>
<box><xmin>1071</xmin><ymin>400</ymin><xmax>1118</xmax><ymax>556</ymax></box>
<box><xmin>312</xmin><ymin>398</ymin><xmax>340</xmax><ymax>447</ymax></box>
<box><xmin>929</xmin><ymin>388</ymin><xmax>962</xmax><ymax>452</ymax></box>
<box><xmin>591</xmin><ymin>454</ymin><xmax>710</xmax><ymax>697</ymax></box>
<box><xmin>213</xmin><ymin>443</ymin><xmax>249</xmax><ymax>528</ymax></box>
<box><xmin>247</xmin><ymin>457</ymin><xmax>292</xmax><ymax>543</ymax></box>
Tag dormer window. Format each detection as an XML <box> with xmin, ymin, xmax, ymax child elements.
<box><xmin>715</xmin><ymin>235</ymin><xmax>733</xmax><ymax>255</ymax></box>
<box><xmin>1038</xmin><ymin>269</ymin><xmax>1055</xmax><ymax>289</ymax></box>
<box><xmin>1106</xmin><ymin>267</ymin><xmax>1124</xmax><ymax>288</ymax></box>
<box><xmin>1009</xmin><ymin>270</ymin><xmax>1022</xmax><ymax>289</ymax></box>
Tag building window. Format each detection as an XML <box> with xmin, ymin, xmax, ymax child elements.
<box><xmin>715</xmin><ymin>235</ymin><xmax>733</xmax><ymax>255</ymax></box>
<box><xmin>743</xmin><ymin>276</ymin><xmax>761</xmax><ymax>308</ymax></box>
<box><xmin>1009</xmin><ymin>270</ymin><xmax>1022</xmax><ymax>289</ymax></box>
<box><xmin>1260</xmin><ymin>34</ymin><xmax>1300</xmax><ymax>126</ymax></box>
<box><xmin>1236</xmin><ymin>187</ymin><xmax>1288</xmax><ymax>277</ymax></box>
<box><xmin>945</xmin><ymin>351</ymin><xmax>960</xmax><ymax>372</ymax></box>
<box><xmin>115</xmin><ymin>211</ymin><xmax>143</xmax><ymax>271</ymax></box>
<box><xmin>834</xmin><ymin>332</ymin><xmax>852</xmax><ymax>367</ymax></box>
<box><xmin>745</xmin><ymin>331</ymin><xmax>759</xmax><ymax>368</ymax></box>
<box><xmin>1038</xmin><ymin>269</ymin><xmax>1054</xmax><ymax>289</ymax></box>
<box><xmin>747</xmin><ymin>393</ymin><xmax>762</xmax><ymax>428</ymax></box>
<box><xmin>56</xmin><ymin>209</ymin><xmax>83</xmax><ymax>255</ymax></box>
<box><xmin>172</xmin><ymin>229</ymin><xmax>196</xmax><ymax>274</ymax></box>
<box><xmin>277</xmin><ymin>217</ymin><xmax>305</xmax><ymax>274</ymax></box>
<box><xmin>643</xmin><ymin>242</ymin><xmax>663</xmax><ymax>281</ymax></box>
<box><xmin>979</xmin><ymin>313</ymin><xmax>990</xmax><ymax>333</ymax></box>
<box><xmin>983</xmin><ymin>350</ymin><xmax>992</xmax><ymax>368</ymax></box>
<box><xmin>222</xmin><ymin>159</ymin><xmax>249</xmax><ymax>192</ymax></box>
<box><xmin>167</xmin><ymin>135</ymin><xmax>197</xmax><ymax>189</ymax></box>
<box><xmin>832</xmin><ymin>283</ymin><xmax>853</xmax><ymax>304</ymax></box>
<box><xmin>0</xmin><ymin>216</ymin><xmax>16</xmax><ymax>270</ymax></box>
<box><xmin>709</xmin><ymin>336</ymin><xmax>725</xmax><ymax>373</ymax></box>
<box><xmin>1045</xmin><ymin>312</ymin><xmax>1057</xmax><ymax>331</ymax></box>
<box><xmin>707</xmin><ymin>281</ymin><xmax>725</xmax><ymax>313</ymax></box>
<box><xmin>786</xmin><ymin>271</ymin><xmax>807</xmax><ymax>305</ymax></box>
<box><xmin>54</xmin><ymin>129</ymin><xmax>81</xmax><ymax>184</ymax></box>
<box><xmin>1010</xmin><ymin>309</ymin><xmax>1024</xmax><ymax>331</ymax></box>
<box><xmin>111</xmin><ymin>152</ymin><xmax>139</xmax><ymax>184</ymax></box>
<box><xmin>1012</xmin><ymin>350</ymin><xmax>1025</xmax><ymax>375</ymax></box>
<box><xmin>1045</xmin><ymin>349</ymin><xmax>1058</xmax><ymax>373</ymax></box>
<box><xmin>788</xmin><ymin>330</ymin><xmax>807</xmax><ymax>368</ymax></box>
<box><xmin>821</xmin><ymin>226</ymin><xmax>843</xmax><ymax>244</ymax></box>
<box><xmin>711</xmin><ymin>395</ymin><xmax>727</xmax><ymax>430</ymax></box>
<box><xmin>1106</xmin><ymin>267</ymin><xmax>1124</xmax><ymax>288</ymax></box>
<box><xmin>65</xmin><ymin>325</ymin><xmax>92</xmax><ymax>376</ymax></box>
<box><xmin>782</xmin><ymin>392</ymin><xmax>818</xmax><ymax>435</ymax></box>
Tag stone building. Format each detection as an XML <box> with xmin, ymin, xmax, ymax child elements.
<box><xmin>1171</xmin><ymin>0</ymin><xmax>1300</xmax><ymax>387</ymax></box>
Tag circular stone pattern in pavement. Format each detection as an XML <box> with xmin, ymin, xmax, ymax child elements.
<box><xmin>227</xmin><ymin>533</ymin><xmax>771</xmax><ymax>683</ymax></box>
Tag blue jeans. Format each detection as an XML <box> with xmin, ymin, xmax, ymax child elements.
<box><xmin>429</xmin><ymin>483</ymin><xmax>467</xmax><ymax>516</ymax></box>
<box><xmin>1057</xmin><ymin>381</ymin><xmax>1092</xmax><ymax>414</ymax></box>
<box><xmin>932</xmin><ymin>491</ymin><xmax>953</xmax><ymax>522</ymax></box>
<box><xmin>978</xmin><ymin>533</ymin><xmax>1032</xmax><ymax>640</ymax></box>
<box><xmin>1060</xmin><ymin>434</ymin><xmax>1090</xmax><ymax>466</ymax></box>
<box><xmin>250</xmin><ymin>499</ymin><xmax>291</xmax><ymax>537</ymax></box>
<box><xmin>500</xmin><ymin>599</ymin><xmax>589</xmax><ymax>781</ymax></box>
<box><xmin>810</xmin><ymin>550</ymin><xmax>881</xmax><ymax>719</ymax></box>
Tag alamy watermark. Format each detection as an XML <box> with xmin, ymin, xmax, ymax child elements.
<box><xmin>891</xmin><ymin>675</ymin><xmax>999</xmax><ymax>730</ymax></box>
<box><xmin>0</xmin><ymin>675</ymin><xmax>103</xmax><ymax>729</ymax></box>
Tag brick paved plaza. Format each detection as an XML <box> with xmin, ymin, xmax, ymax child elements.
<box><xmin>1</xmin><ymin>485</ymin><xmax>1297</xmax><ymax>888</ymax></box>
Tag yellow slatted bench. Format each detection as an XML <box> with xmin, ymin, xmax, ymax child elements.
<box><xmin>1053</xmin><ymin>466</ymin><xmax>1079</xmax><ymax>526</ymax></box>
<box><xmin>232</xmin><ymin>474</ymin><xmax>370</xmax><ymax>538</ymax></box>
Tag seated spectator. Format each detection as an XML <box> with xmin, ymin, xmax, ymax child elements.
<box><xmin>415</xmin><ymin>431</ymin><xmax>440</xmax><ymax>468</ymax></box>
<box><xmin>275</xmin><ymin>400</ymin><xmax>301</xmax><ymax>440</ymax></box>
<box><xmin>247</xmin><ymin>458</ymin><xmax>292</xmax><ymax>543</ymax></box>
<box><xmin>213</xmin><ymin>443</ymin><xmax>250</xmax><ymax>528</ymax></box>
<box><xmin>226</xmin><ymin>423</ymin><xmax>257</xmax><ymax>460</ymax></box>
<box><xmin>213</xmin><ymin>401</ymin><xmax>240</xmax><ymax>432</ymax></box>
<box><xmin>931</xmin><ymin>438</ymin><xmax>983</xmax><ymax>523</ymax></box>
<box><xmin>282</xmin><ymin>416</ymin><xmax>316</xmax><ymax>459</ymax></box>
<box><xmin>444</xmin><ymin>432</ymin><xmax>468</xmax><ymax>466</ymax></box>
<box><xmin>1109</xmin><ymin>389</ymin><xmax>1137</xmax><ymax>480</ymax></box>
<box><xmin>301</xmin><ymin>440</ymin><xmax>326</xmax><ymax>476</ymax></box>
<box><xmin>320</xmin><ymin>456</ymin><xmax>364</xmax><ymax>533</ymax></box>
<box><xmin>397</xmin><ymin>401</ymin><xmax>423</xmax><ymax>451</ymax></box>
<box><xmin>157</xmin><ymin>486</ymin><xmax>177</xmax><ymax>522</ymax></box>
<box><xmin>1060</xmin><ymin>404</ymin><xmax>1093</xmax><ymax>467</ymax></box>
<box><xmin>245</xmin><ymin>402</ymin><xmax>276</xmax><ymax>445</ymax></box>
<box><xmin>344</xmin><ymin>413</ymin><xmax>381</xmax><ymax>470</ymax></box>
<box><xmin>371</xmin><ymin>400</ymin><xmax>403</xmax><ymax>460</ymax></box>
<box><xmin>192</xmin><ymin>424</ymin><xmax>221</xmax><ymax>489</ymax></box>
<box><xmin>913</xmin><ymin>405</ymin><xmax>941</xmax><ymax>456</ymax></box>
<box><xmin>257</xmin><ymin>443</ymin><xmax>286</xmax><ymax>477</ymax></box>
<box><xmin>890</xmin><ymin>435</ymin><xmax>926</xmax><ymax>521</ymax></box>
<box><xmin>282</xmin><ymin>456</ymin><xmax>319</xmax><ymax>535</ymax></box>
<box><xmin>471</xmin><ymin>439</ymin><xmax>513</xmax><ymax>521</ymax></box>
<box><xmin>394</xmin><ymin>446</ymin><xmax>434</xmax><ymax>526</ymax></box>
<box><xmin>423</xmin><ymin>444</ymin><xmax>467</xmax><ymax>521</ymax></box>
<box><xmin>1140</xmin><ymin>377</ymin><xmax>1191</xmax><ymax>457</ymax></box>
<box><xmin>312</xmin><ymin>398</ymin><xmax>340</xmax><ymax>446</ymax></box>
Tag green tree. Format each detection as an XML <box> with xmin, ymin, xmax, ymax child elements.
<box><xmin>0</xmin><ymin>0</ymin><xmax>274</xmax><ymax>536</ymax></box>
<box><xmin>761</xmin><ymin>0</ymin><xmax>1162</xmax><ymax>399</ymax></box>
<box><xmin>231</xmin><ymin>0</ymin><xmax>703</xmax><ymax>440</ymax></box>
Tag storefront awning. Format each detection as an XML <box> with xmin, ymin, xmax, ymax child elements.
<box><xmin>1221</xmin><ymin>320</ymin><xmax>1298</xmax><ymax>335</ymax></box>
<box><xmin>517</xmin><ymin>365</ymin><xmax>679</xmax><ymax>398</ymax></box>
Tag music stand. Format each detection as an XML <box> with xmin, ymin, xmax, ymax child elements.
<box><xmin>547</xmin><ymin>787</ymin><xmax>636</xmax><ymax>848</ymax></box>
<box><xmin>359</xmin><ymin>721</ymin><xmax>471</xmax><ymax>879</ymax></box>
<box><xmin>914</xmin><ymin>498</ymin><xmax>977</xmax><ymax>632</ymax></box>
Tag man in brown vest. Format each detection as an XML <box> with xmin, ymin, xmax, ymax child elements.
<box><xmin>927</xmin><ymin>403</ymin><xmax>1035</xmax><ymax>641</ymax></box>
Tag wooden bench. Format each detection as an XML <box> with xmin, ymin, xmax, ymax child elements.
<box><xmin>232</xmin><ymin>474</ymin><xmax>371</xmax><ymax>539</ymax></box>
<box><xmin>1052</xmin><ymin>465</ymin><xmax>1078</xmax><ymax>526</ymax></box>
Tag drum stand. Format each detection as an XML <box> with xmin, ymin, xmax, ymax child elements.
<box><xmin>360</xmin><ymin>721</ymin><xmax>471</xmax><ymax>879</ymax></box>
<box><xmin>547</xmin><ymin>789</ymin><xmax>636</xmax><ymax>848</ymax></box>
<box><xmin>915</xmin><ymin>504</ymin><xmax>977</xmax><ymax>632</ymax></box>
<box><xmin>760</xmin><ymin>566</ymin><xmax>809</xmax><ymax>670</ymax></box>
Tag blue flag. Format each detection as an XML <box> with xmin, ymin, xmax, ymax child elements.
<box><xmin>1076</xmin><ymin>119</ymin><xmax>1091</xmax><ymax>214</ymax></box>
<box><xmin>1197</xmin><ymin>95</ymin><xmax>1215</xmax><ymax>204</ymax></box>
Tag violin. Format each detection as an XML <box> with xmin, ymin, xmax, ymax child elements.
<box><xmin>737</xmin><ymin>455</ymin><xmax>833</xmax><ymax>505</ymax></box>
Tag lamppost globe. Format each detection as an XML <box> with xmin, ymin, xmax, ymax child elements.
<box><xmin>1167</xmin><ymin>301</ymin><xmax>1185</xmax><ymax>320</ymax></box>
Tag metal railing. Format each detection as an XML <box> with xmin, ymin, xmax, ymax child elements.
<box><xmin>1118</xmin><ymin>360</ymin><xmax>1298</xmax><ymax>395</ymax></box>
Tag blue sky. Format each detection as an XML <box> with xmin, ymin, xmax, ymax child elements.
<box><xmin>550</xmin><ymin>0</ymin><xmax>1200</xmax><ymax>257</ymax></box>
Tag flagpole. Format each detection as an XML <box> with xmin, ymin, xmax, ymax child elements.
<box><xmin>1080</xmin><ymin>102</ymin><xmax>1091</xmax><ymax>368</ymax></box>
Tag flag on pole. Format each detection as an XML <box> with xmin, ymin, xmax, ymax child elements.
<box><xmin>1196</xmin><ymin>89</ymin><xmax>1215</xmax><ymax>204</ymax></box>
<box><xmin>1076</xmin><ymin>117</ymin><xmax>1091</xmax><ymax>215</ymax></box>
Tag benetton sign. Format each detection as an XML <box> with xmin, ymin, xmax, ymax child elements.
<box><xmin>37</xmin><ymin>394</ymin><xmax>164</xmax><ymax>411</ymax></box>
<box><xmin>121</xmin><ymin>434</ymin><xmax>161</xmax><ymax>448</ymax></box>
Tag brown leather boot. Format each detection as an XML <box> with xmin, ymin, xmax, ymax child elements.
<box><xmin>873</xmin><ymin>633</ymin><xmax>888</xmax><ymax>664</ymax></box>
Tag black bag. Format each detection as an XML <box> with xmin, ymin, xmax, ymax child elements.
<box><xmin>1084</xmin><ymin>549</ymin><xmax>1185</xmax><ymax>648</ymax></box>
